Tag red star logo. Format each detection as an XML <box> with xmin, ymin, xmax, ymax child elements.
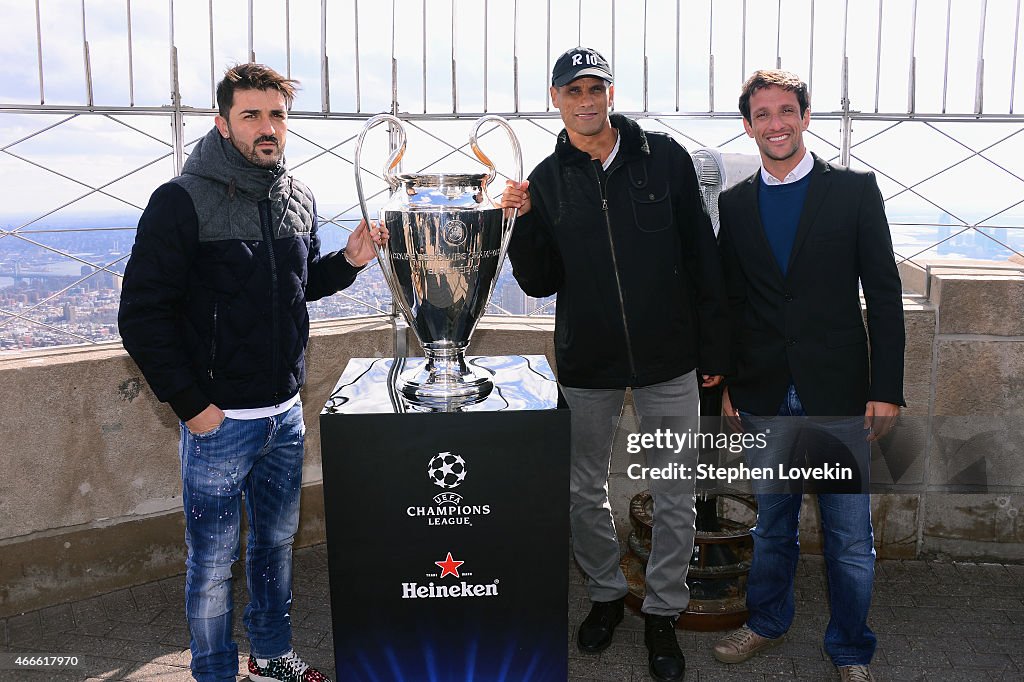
<box><xmin>434</xmin><ymin>552</ymin><xmax>465</xmax><ymax>579</ymax></box>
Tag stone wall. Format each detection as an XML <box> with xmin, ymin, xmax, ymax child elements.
<box><xmin>1</xmin><ymin>268</ymin><xmax>1022</xmax><ymax>616</ymax></box>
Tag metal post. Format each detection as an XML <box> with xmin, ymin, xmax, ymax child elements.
<box><xmin>247</xmin><ymin>0</ymin><xmax>254</xmax><ymax>62</ymax></box>
<box><xmin>171</xmin><ymin>46</ymin><xmax>184</xmax><ymax>175</ymax></box>
<box><xmin>354</xmin><ymin>0</ymin><xmax>361</xmax><ymax>113</ymax></box>
<box><xmin>169</xmin><ymin>0</ymin><xmax>183</xmax><ymax>175</ymax></box>
<box><xmin>81</xmin><ymin>0</ymin><xmax>94</xmax><ymax>107</ymax></box>
<box><xmin>840</xmin><ymin>0</ymin><xmax>852</xmax><ymax>167</ymax></box>
<box><xmin>908</xmin><ymin>0</ymin><xmax>918</xmax><ymax>115</ymax></box>
<box><xmin>643</xmin><ymin>0</ymin><xmax>649</xmax><ymax>112</ymax></box>
<box><xmin>35</xmin><ymin>0</ymin><xmax>44</xmax><ymax>105</ymax></box>
<box><xmin>208</xmin><ymin>0</ymin><xmax>215</xmax><ymax>107</ymax></box>
<box><xmin>1012</xmin><ymin>0</ymin><xmax>1021</xmax><ymax>114</ymax></box>
<box><xmin>127</xmin><ymin>0</ymin><xmax>135</xmax><ymax>107</ymax></box>
<box><xmin>513</xmin><ymin>0</ymin><xmax>520</xmax><ymax>113</ymax></box>
<box><xmin>975</xmin><ymin>0</ymin><xmax>988</xmax><ymax>115</ymax></box>
<box><xmin>321</xmin><ymin>0</ymin><xmax>330</xmax><ymax>113</ymax></box>
<box><xmin>451</xmin><ymin>0</ymin><xmax>458</xmax><ymax>114</ymax></box>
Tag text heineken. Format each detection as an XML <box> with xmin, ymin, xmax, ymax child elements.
<box><xmin>401</xmin><ymin>581</ymin><xmax>500</xmax><ymax>599</ymax></box>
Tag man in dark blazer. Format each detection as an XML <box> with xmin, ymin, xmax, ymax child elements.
<box><xmin>711</xmin><ymin>70</ymin><xmax>905</xmax><ymax>682</ymax></box>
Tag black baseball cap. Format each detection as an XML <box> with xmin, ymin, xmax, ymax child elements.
<box><xmin>551</xmin><ymin>47</ymin><xmax>613</xmax><ymax>87</ymax></box>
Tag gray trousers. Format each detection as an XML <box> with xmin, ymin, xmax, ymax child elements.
<box><xmin>560</xmin><ymin>371</ymin><xmax>700</xmax><ymax>617</ymax></box>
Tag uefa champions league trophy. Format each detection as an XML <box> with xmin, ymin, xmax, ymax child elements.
<box><xmin>354</xmin><ymin>114</ymin><xmax>523</xmax><ymax>408</ymax></box>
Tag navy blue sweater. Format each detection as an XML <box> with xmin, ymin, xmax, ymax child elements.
<box><xmin>758</xmin><ymin>173</ymin><xmax>811</xmax><ymax>274</ymax></box>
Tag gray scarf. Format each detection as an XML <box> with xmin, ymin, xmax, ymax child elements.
<box><xmin>173</xmin><ymin>127</ymin><xmax>312</xmax><ymax>242</ymax></box>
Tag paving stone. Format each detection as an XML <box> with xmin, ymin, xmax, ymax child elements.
<box><xmin>599</xmin><ymin>641</ymin><xmax>647</xmax><ymax>668</ymax></box>
<box><xmin>99</xmin><ymin>590</ymin><xmax>154</xmax><ymax>625</ymax></box>
<box><xmin>290</xmin><ymin>626</ymin><xmax>327</xmax><ymax>649</ymax></box>
<box><xmin>156</xmin><ymin>576</ymin><xmax>185</xmax><ymax>604</ymax></box>
<box><xmin>877</xmin><ymin>646</ymin><xmax>952</xmax><ymax>668</ymax></box>
<box><xmin>913</xmin><ymin>594</ymin><xmax>1020</xmax><ymax>610</ymax></box>
<box><xmin>5</xmin><ymin>613</ymin><xmax>41</xmax><ymax>646</ymax></box>
<box><xmin>791</xmin><ymin>658</ymin><xmax>839</xmax><ymax>678</ymax></box>
<box><xmin>871</xmin><ymin>665</ymin><xmax>990</xmax><ymax>681</ymax></box>
<box><xmin>1003</xmin><ymin>609</ymin><xmax>1024</xmax><ymax>625</ymax></box>
<box><xmin>156</xmin><ymin>625</ymin><xmax>191</xmax><ymax>649</ymax></box>
<box><xmin>989</xmin><ymin>671</ymin><xmax>1024</xmax><ymax>681</ymax></box>
<box><xmin>0</xmin><ymin>670</ymin><xmax>84</xmax><ymax>681</ymax></box>
<box><xmin>568</xmin><ymin>656</ymin><xmax>633</xmax><ymax>681</ymax></box>
<box><xmin>104</xmin><ymin>622</ymin><xmax>172</xmax><ymax>644</ymax></box>
<box><xmin>72</xmin><ymin>597</ymin><xmax>110</xmax><ymax>627</ymax></box>
<box><xmin>129</xmin><ymin>583</ymin><xmax>168</xmax><ymax>611</ymax></box>
<box><xmin>36</xmin><ymin>603</ymin><xmax>76</xmax><ymax>635</ymax></box>
<box><xmin>888</xmin><ymin>605</ymin><xmax>953</xmax><ymax>623</ymax></box>
<box><xmin>1002</xmin><ymin>564</ymin><xmax>1024</xmax><ymax>586</ymax></box>
<box><xmin>762</xmin><ymin>639</ymin><xmax>825</xmax><ymax>660</ymax></box>
<box><xmin>57</xmin><ymin>634</ymin><xmax>129</xmax><ymax>660</ymax></box>
<box><xmin>954</xmin><ymin>563</ymin><xmax>1016</xmax><ymax>586</ymax></box>
<box><xmin>120</xmin><ymin>663</ymin><xmax>193</xmax><ymax>680</ymax></box>
<box><xmin>954</xmin><ymin>608</ymin><xmax>1015</xmax><ymax>625</ymax></box>
<box><xmin>110</xmin><ymin>639</ymin><xmax>186</xmax><ymax>665</ymax></box>
<box><xmin>966</xmin><ymin>636</ymin><xmax>1024</xmax><ymax>654</ymax></box>
<box><xmin>870</xmin><ymin>590</ymin><xmax>917</xmax><ymax>607</ymax></box>
<box><xmin>75</xmin><ymin>654</ymin><xmax>139</xmax><ymax>680</ymax></box>
<box><xmin>947</xmin><ymin>651</ymin><xmax>1016</xmax><ymax>670</ymax></box>
<box><xmin>692</xmin><ymin>668</ymin><xmax>769</xmax><ymax>681</ymax></box>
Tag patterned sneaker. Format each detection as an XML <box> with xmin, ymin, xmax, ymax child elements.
<box><xmin>838</xmin><ymin>664</ymin><xmax>875</xmax><ymax>682</ymax></box>
<box><xmin>248</xmin><ymin>650</ymin><xmax>331</xmax><ymax>682</ymax></box>
<box><xmin>712</xmin><ymin>624</ymin><xmax>783</xmax><ymax>663</ymax></box>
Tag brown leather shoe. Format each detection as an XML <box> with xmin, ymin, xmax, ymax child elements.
<box><xmin>838</xmin><ymin>664</ymin><xmax>875</xmax><ymax>681</ymax></box>
<box><xmin>712</xmin><ymin>625</ymin><xmax>783</xmax><ymax>664</ymax></box>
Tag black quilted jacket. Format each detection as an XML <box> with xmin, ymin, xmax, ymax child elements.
<box><xmin>118</xmin><ymin>127</ymin><xmax>360</xmax><ymax>421</ymax></box>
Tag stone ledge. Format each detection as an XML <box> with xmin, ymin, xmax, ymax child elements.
<box><xmin>0</xmin><ymin>482</ymin><xmax>327</xmax><ymax>618</ymax></box>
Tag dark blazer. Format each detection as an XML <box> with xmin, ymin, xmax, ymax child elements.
<box><xmin>718</xmin><ymin>153</ymin><xmax>905</xmax><ymax>417</ymax></box>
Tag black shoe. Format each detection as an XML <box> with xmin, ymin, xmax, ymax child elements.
<box><xmin>644</xmin><ymin>614</ymin><xmax>685</xmax><ymax>682</ymax></box>
<box><xmin>576</xmin><ymin>597</ymin><xmax>625</xmax><ymax>653</ymax></box>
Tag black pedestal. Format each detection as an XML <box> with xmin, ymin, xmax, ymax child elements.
<box><xmin>320</xmin><ymin>355</ymin><xmax>570</xmax><ymax>682</ymax></box>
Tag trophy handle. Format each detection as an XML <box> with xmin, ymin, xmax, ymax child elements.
<box><xmin>469</xmin><ymin>115</ymin><xmax>523</xmax><ymax>261</ymax></box>
<box><xmin>353</xmin><ymin>114</ymin><xmax>406</xmax><ymax>302</ymax></box>
<box><xmin>469</xmin><ymin>115</ymin><xmax>523</xmax><ymax>190</ymax></box>
<box><xmin>354</xmin><ymin>113</ymin><xmax>406</xmax><ymax>227</ymax></box>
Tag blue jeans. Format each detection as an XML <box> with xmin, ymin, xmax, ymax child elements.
<box><xmin>179</xmin><ymin>403</ymin><xmax>305</xmax><ymax>682</ymax></box>
<box><xmin>741</xmin><ymin>385</ymin><xmax>877</xmax><ymax>666</ymax></box>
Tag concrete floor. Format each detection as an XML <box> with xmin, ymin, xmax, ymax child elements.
<box><xmin>1</xmin><ymin>544</ymin><xmax>1022</xmax><ymax>681</ymax></box>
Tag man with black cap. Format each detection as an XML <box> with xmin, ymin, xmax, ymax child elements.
<box><xmin>501</xmin><ymin>46</ymin><xmax>729</xmax><ymax>682</ymax></box>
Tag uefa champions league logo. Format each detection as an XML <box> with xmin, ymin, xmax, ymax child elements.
<box><xmin>427</xmin><ymin>451</ymin><xmax>467</xmax><ymax>489</ymax></box>
<box><xmin>408</xmin><ymin>451</ymin><xmax>488</xmax><ymax>526</ymax></box>
<box><xmin>441</xmin><ymin>219</ymin><xmax>467</xmax><ymax>247</ymax></box>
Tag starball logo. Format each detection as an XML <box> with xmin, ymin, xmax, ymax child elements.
<box><xmin>401</xmin><ymin>551</ymin><xmax>500</xmax><ymax>599</ymax></box>
<box><xmin>407</xmin><ymin>451</ymin><xmax>492</xmax><ymax>527</ymax></box>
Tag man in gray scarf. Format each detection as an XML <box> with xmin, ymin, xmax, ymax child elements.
<box><xmin>119</xmin><ymin>63</ymin><xmax>384</xmax><ymax>682</ymax></box>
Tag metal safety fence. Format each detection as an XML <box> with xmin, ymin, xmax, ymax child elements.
<box><xmin>1</xmin><ymin>0</ymin><xmax>1022</xmax><ymax>350</ymax></box>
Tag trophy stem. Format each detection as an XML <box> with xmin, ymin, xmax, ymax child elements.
<box><xmin>397</xmin><ymin>343</ymin><xmax>493</xmax><ymax>408</ymax></box>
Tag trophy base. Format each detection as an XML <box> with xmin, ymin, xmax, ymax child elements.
<box><xmin>397</xmin><ymin>355</ymin><xmax>494</xmax><ymax>409</ymax></box>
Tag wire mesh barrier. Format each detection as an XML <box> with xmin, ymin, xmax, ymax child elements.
<box><xmin>0</xmin><ymin>0</ymin><xmax>1021</xmax><ymax>350</ymax></box>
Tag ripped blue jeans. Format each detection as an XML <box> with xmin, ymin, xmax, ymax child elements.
<box><xmin>178</xmin><ymin>403</ymin><xmax>305</xmax><ymax>682</ymax></box>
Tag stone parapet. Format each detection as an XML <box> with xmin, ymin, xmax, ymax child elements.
<box><xmin>1</xmin><ymin>285</ymin><xmax>1023</xmax><ymax>615</ymax></box>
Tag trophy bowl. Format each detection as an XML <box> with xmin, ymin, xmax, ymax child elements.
<box><xmin>355</xmin><ymin>115</ymin><xmax>522</xmax><ymax>408</ymax></box>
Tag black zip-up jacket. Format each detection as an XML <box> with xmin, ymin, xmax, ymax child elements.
<box><xmin>508</xmin><ymin>114</ymin><xmax>729</xmax><ymax>389</ymax></box>
<box><xmin>118</xmin><ymin>127</ymin><xmax>361</xmax><ymax>422</ymax></box>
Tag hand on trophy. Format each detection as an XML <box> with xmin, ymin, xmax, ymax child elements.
<box><xmin>344</xmin><ymin>219</ymin><xmax>389</xmax><ymax>267</ymax></box>
<box><xmin>501</xmin><ymin>179</ymin><xmax>532</xmax><ymax>217</ymax></box>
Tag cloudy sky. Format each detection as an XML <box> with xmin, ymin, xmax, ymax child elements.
<box><xmin>0</xmin><ymin>0</ymin><xmax>1022</xmax><ymax>243</ymax></box>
